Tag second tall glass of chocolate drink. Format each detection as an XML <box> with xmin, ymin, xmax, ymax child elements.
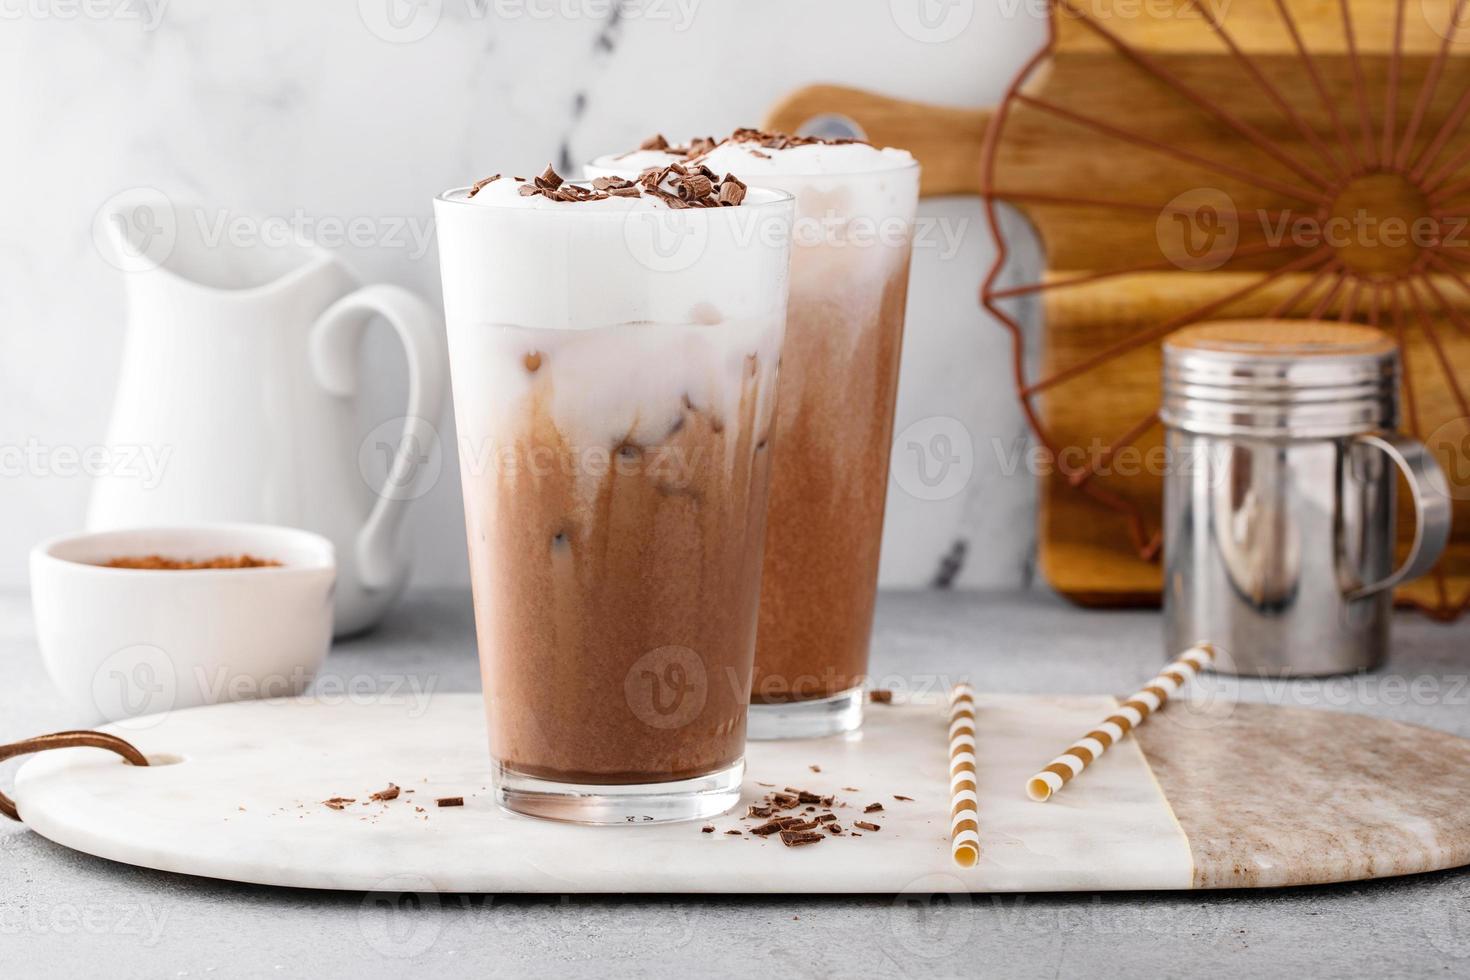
<box><xmin>435</xmin><ymin>169</ymin><xmax>794</xmax><ymax>822</ymax></box>
<box><xmin>591</xmin><ymin>135</ymin><xmax>920</xmax><ymax>738</ymax></box>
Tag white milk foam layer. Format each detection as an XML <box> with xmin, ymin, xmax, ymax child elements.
<box><xmin>587</xmin><ymin>142</ymin><xmax>919</xmax><ymax>325</ymax></box>
<box><xmin>434</xmin><ymin>187</ymin><xmax>793</xmax><ymax>469</ymax></box>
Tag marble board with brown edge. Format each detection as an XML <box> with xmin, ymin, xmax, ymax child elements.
<box><xmin>9</xmin><ymin>693</ymin><xmax>1470</xmax><ymax>893</ymax></box>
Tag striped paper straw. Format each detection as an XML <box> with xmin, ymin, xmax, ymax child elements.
<box><xmin>949</xmin><ymin>683</ymin><xmax>980</xmax><ymax>868</ymax></box>
<box><xmin>1026</xmin><ymin>644</ymin><xmax>1215</xmax><ymax>803</ymax></box>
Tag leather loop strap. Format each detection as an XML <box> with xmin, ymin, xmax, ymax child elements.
<box><xmin>0</xmin><ymin>731</ymin><xmax>149</xmax><ymax>822</ymax></box>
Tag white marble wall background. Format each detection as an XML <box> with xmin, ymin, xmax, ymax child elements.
<box><xmin>0</xmin><ymin>0</ymin><xmax>1048</xmax><ymax>591</ymax></box>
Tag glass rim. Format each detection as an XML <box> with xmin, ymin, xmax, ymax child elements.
<box><xmin>435</xmin><ymin>180</ymin><xmax>796</xmax><ymax>214</ymax></box>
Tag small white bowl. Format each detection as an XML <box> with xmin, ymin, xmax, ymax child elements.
<box><xmin>30</xmin><ymin>524</ymin><xmax>336</xmax><ymax>724</ymax></box>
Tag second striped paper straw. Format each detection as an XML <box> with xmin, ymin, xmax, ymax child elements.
<box><xmin>1026</xmin><ymin>644</ymin><xmax>1215</xmax><ymax>803</ymax></box>
<box><xmin>949</xmin><ymin>683</ymin><xmax>980</xmax><ymax>867</ymax></box>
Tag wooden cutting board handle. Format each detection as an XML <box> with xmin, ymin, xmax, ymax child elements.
<box><xmin>763</xmin><ymin>84</ymin><xmax>993</xmax><ymax>198</ymax></box>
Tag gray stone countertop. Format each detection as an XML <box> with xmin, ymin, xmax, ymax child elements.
<box><xmin>2</xmin><ymin>588</ymin><xmax>1468</xmax><ymax>979</ymax></box>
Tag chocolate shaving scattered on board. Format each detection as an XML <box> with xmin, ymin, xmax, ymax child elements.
<box><xmin>893</xmin><ymin>795</ymin><xmax>914</xmax><ymax>802</ymax></box>
<box><xmin>869</xmin><ymin>689</ymin><xmax>894</xmax><ymax>704</ymax></box>
<box><xmin>809</xmin><ymin>764</ymin><xmax>822</xmax><ymax>773</ymax></box>
<box><xmin>701</xmin><ymin>780</ymin><xmax>910</xmax><ymax>845</ymax></box>
<box><xmin>321</xmin><ymin>797</ymin><xmax>355</xmax><ymax>811</ymax></box>
<box><xmin>370</xmin><ymin>784</ymin><xmax>400</xmax><ymax>802</ymax></box>
<box><xmin>436</xmin><ymin>797</ymin><xmax>464</xmax><ymax>808</ymax></box>
<box><xmin>701</xmin><ymin>825</ymin><xmax>715</xmax><ymax>834</ymax></box>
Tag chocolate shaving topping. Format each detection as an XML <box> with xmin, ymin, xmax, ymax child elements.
<box><xmin>854</xmin><ymin>821</ymin><xmax>881</xmax><ymax>832</ymax></box>
<box><xmin>674</xmin><ymin>173</ymin><xmax>713</xmax><ymax>201</ymax></box>
<box><xmin>727</xmin><ymin>127</ymin><xmax>867</xmax><ymax>152</ymax></box>
<box><xmin>467</xmin><ymin>174</ymin><xmax>501</xmax><ymax>198</ymax></box>
<box><xmin>481</xmin><ymin>163</ymin><xmax>749</xmax><ymax>208</ymax></box>
<box><xmin>636</xmin><ymin>128</ymin><xmax>870</xmax><ymax>168</ymax></box>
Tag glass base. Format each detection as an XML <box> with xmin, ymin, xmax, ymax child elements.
<box><xmin>495</xmin><ymin>759</ymin><xmax>744</xmax><ymax>825</ymax></box>
<box><xmin>747</xmin><ymin>687</ymin><xmax>864</xmax><ymax>740</ymax></box>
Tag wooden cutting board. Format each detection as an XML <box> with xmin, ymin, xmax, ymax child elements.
<box><xmin>12</xmin><ymin>694</ymin><xmax>1470</xmax><ymax>892</ymax></box>
<box><xmin>765</xmin><ymin>0</ymin><xmax>1470</xmax><ymax>618</ymax></box>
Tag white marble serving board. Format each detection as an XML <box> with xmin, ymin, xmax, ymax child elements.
<box><xmin>14</xmin><ymin>694</ymin><xmax>1470</xmax><ymax>893</ymax></box>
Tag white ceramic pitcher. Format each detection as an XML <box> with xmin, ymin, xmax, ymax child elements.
<box><xmin>88</xmin><ymin>191</ymin><xmax>446</xmax><ymax>635</ymax></box>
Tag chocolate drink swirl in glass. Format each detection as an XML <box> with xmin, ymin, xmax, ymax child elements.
<box><xmin>590</xmin><ymin>133</ymin><xmax>920</xmax><ymax>738</ymax></box>
<box><xmin>435</xmin><ymin>169</ymin><xmax>793</xmax><ymax>823</ymax></box>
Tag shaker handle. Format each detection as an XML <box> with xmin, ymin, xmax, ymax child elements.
<box><xmin>310</xmin><ymin>285</ymin><xmax>447</xmax><ymax>592</ymax></box>
<box><xmin>1345</xmin><ymin>432</ymin><xmax>1454</xmax><ymax>602</ymax></box>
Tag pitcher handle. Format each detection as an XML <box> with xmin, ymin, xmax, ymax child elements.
<box><xmin>310</xmin><ymin>284</ymin><xmax>447</xmax><ymax>592</ymax></box>
<box><xmin>1345</xmin><ymin>432</ymin><xmax>1454</xmax><ymax>602</ymax></box>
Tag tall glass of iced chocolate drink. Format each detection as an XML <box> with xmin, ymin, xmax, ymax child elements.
<box><xmin>435</xmin><ymin>166</ymin><xmax>793</xmax><ymax>822</ymax></box>
<box><xmin>590</xmin><ymin>133</ymin><xmax>919</xmax><ymax>739</ymax></box>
